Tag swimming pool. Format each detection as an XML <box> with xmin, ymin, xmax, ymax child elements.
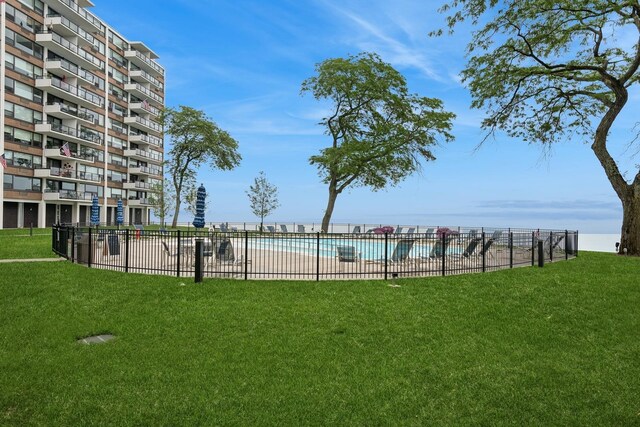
<box><xmin>249</xmin><ymin>236</ymin><xmax>462</xmax><ymax>260</ymax></box>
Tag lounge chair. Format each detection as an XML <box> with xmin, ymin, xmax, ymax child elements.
<box><xmin>406</xmin><ymin>227</ymin><xmax>415</xmax><ymax>234</ymax></box>
<box><xmin>219</xmin><ymin>222</ymin><xmax>229</xmax><ymax>232</ymax></box>
<box><xmin>297</xmin><ymin>225</ymin><xmax>306</xmax><ymax>233</ymax></box>
<box><xmin>266</xmin><ymin>225</ymin><xmax>276</xmax><ymax>233</ymax></box>
<box><xmin>551</xmin><ymin>234</ymin><xmax>565</xmax><ymax>251</ymax></box>
<box><xmin>280</xmin><ymin>224</ymin><xmax>289</xmax><ymax>233</ymax></box>
<box><xmin>479</xmin><ymin>231</ymin><xmax>503</xmax><ymax>258</ymax></box>
<box><xmin>336</xmin><ymin>245</ymin><xmax>360</xmax><ymax>272</ymax></box>
<box><xmin>352</xmin><ymin>225</ymin><xmax>361</xmax><ymax>234</ymax></box>
<box><xmin>368</xmin><ymin>239</ymin><xmax>415</xmax><ymax>265</ymax></box>
<box><xmin>395</xmin><ymin>227</ymin><xmax>404</xmax><ymax>234</ymax></box>
<box><xmin>462</xmin><ymin>237</ymin><xmax>483</xmax><ymax>257</ymax></box>
<box><xmin>423</xmin><ymin>236</ymin><xmax>454</xmax><ymax>259</ymax></box>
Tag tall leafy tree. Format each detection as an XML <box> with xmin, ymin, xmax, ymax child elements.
<box><xmin>160</xmin><ymin>106</ymin><xmax>241</xmax><ymax>227</ymax></box>
<box><xmin>246</xmin><ymin>171</ymin><xmax>280</xmax><ymax>232</ymax></box>
<box><xmin>436</xmin><ymin>0</ymin><xmax>640</xmax><ymax>255</ymax></box>
<box><xmin>301</xmin><ymin>52</ymin><xmax>455</xmax><ymax>232</ymax></box>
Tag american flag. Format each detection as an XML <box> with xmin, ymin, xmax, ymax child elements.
<box><xmin>62</xmin><ymin>142</ymin><xmax>71</xmax><ymax>157</ymax></box>
<box><xmin>142</xmin><ymin>99</ymin><xmax>149</xmax><ymax>109</ymax></box>
<box><xmin>0</xmin><ymin>153</ymin><xmax>7</xmax><ymax>169</ymax></box>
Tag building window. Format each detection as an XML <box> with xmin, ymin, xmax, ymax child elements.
<box><xmin>3</xmin><ymin>150</ymin><xmax>42</xmax><ymax>169</ymax></box>
<box><xmin>3</xmin><ymin>174</ymin><xmax>42</xmax><ymax>192</ymax></box>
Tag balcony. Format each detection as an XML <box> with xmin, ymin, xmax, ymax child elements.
<box><xmin>44</xmin><ymin>102</ymin><xmax>96</xmax><ymax>125</ymax></box>
<box><xmin>128</xmin><ymin>133</ymin><xmax>163</xmax><ymax>148</ymax></box>
<box><xmin>35</xmin><ymin>166</ymin><xmax>102</xmax><ymax>183</ymax></box>
<box><xmin>35</xmin><ymin>122</ymin><xmax>103</xmax><ymax>147</ymax></box>
<box><xmin>127</xmin><ymin>197</ymin><xmax>153</xmax><ymax>207</ymax></box>
<box><xmin>128</xmin><ymin>165</ymin><xmax>162</xmax><ymax>177</ymax></box>
<box><xmin>36</xmin><ymin>31</ymin><xmax>104</xmax><ymax>70</ymax></box>
<box><xmin>124</xmin><ymin>82</ymin><xmax>163</xmax><ymax>107</ymax></box>
<box><xmin>124</xmin><ymin>148</ymin><xmax>163</xmax><ymax>164</ymax></box>
<box><xmin>44</xmin><ymin>14</ymin><xmax>97</xmax><ymax>47</ymax></box>
<box><xmin>44</xmin><ymin>59</ymin><xmax>101</xmax><ymax>88</ymax></box>
<box><xmin>44</xmin><ymin>147</ymin><xmax>96</xmax><ymax>164</ymax></box>
<box><xmin>129</xmin><ymin>101</ymin><xmax>160</xmax><ymax>117</ymax></box>
<box><xmin>124</xmin><ymin>116</ymin><xmax>162</xmax><ymax>136</ymax></box>
<box><xmin>129</xmin><ymin>69</ymin><xmax>163</xmax><ymax>92</ymax></box>
<box><xmin>43</xmin><ymin>189</ymin><xmax>95</xmax><ymax>202</ymax></box>
<box><xmin>36</xmin><ymin>76</ymin><xmax>104</xmax><ymax>109</ymax></box>
<box><xmin>123</xmin><ymin>181</ymin><xmax>154</xmax><ymax>190</ymax></box>
<box><xmin>124</xmin><ymin>49</ymin><xmax>163</xmax><ymax>77</ymax></box>
<box><xmin>41</xmin><ymin>0</ymin><xmax>105</xmax><ymax>34</ymax></box>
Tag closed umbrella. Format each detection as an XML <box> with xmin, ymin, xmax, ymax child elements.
<box><xmin>116</xmin><ymin>198</ymin><xmax>124</xmax><ymax>226</ymax></box>
<box><xmin>192</xmin><ymin>184</ymin><xmax>206</xmax><ymax>229</ymax></box>
<box><xmin>90</xmin><ymin>194</ymin><xmax>100</xmax><ymax>226</ymax></box>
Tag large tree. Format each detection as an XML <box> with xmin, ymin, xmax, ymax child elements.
<box><xmin>301</xmin><ymin>52</ymin><xmax>455</xmax><ymax>232</ymax></box>
<box><xmin>160</xmin><ymin>106</ymin><xmax>241</xmax><ymax>227</ymax></box>
<box><xmin>436</xmin><ymin>0</ymin><xmax>640</xmax><ymax>255</ymax></box>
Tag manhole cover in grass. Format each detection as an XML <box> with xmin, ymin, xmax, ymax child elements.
<box><xmin>77</xmin><ymin>334</ymin><xmax>115</xmax><ymax>345</ymax></box>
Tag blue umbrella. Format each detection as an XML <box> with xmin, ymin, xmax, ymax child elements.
<box><xmin>116</xmin><ymin>198</ymin><xmax>124</xmax><ymax>226</ymax></box>
<box><xmin>192</xmin><ymin>184</ymin><xmax>206</xmax><ymax>229</ymax></box>
<box><xmin>90</xmin><ymin>194</ymin><xmax>100</xmax><ymax>226</ymax></box>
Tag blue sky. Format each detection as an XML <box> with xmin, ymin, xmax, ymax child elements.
<box><xmin>91</xmin><ymin>0</ymin><xmax>639</xmax><ymax>233</ymax></box>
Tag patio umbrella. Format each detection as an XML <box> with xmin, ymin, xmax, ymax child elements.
<box><xmin>116</xmin><ymin>198</ymin><xmax>124</xmax><ymax>226</ymax></box>
<box><xmin>192</xmin><ymin>184</ymin><xmax>206</xmax><ymax>229</ymax></box>
<box><xmin>90</xmin><ymin>194</ymin><xmax>100</xmax><ymax>226</ymax></box>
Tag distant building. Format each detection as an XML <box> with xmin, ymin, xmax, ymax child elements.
<box><xmin>1</xmin><ymin>0</ymin><xmax>164</xmax><ymax>228</ymax></box>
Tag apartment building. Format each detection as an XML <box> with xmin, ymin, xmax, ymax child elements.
<box><xmin>1</xmin><ymin>0</ymin><xmax>164</xmax><ymax>228</ymax></box>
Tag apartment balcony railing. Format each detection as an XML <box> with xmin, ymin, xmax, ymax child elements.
<box><xmin>35</xmin><ymin>166</ymin><xmax>102</xmax><ymax>183</ymax></box>
<box><xmin>124</xmin><ymin>49</ymin><xmax>164</xmax><ymax>77</ymax></box>
<box><xmin>44</xmin><ymin>147</ymin><xmax>96</xmax><ymax>164</ymax></box>
<box><xmin>45</xmin><ymin>13</ymin><xmax>97</xmax><ymax>47</ymax></box>
<box><xmin>124</xmin><ymin>82</ymin><xmax>163</xmax><ymax>107</ymax></box>
<box><xmin>43</xmin><ymin>189</ymin><xmax>95</xmax><ymax>201</ymax></box>
<box><xmin>44</xmin><ymin>58</ymin><xmax>101</xmax><ymax>88</ymax></box>
<box><xmin>129</xmin><ymin>69</ymin><xmax>163</xmax><ymax>91</ymax></box>
<box><xmin>35</xmin><ymin>121</ymin><xmax>103</xmax><ymax>146</ymax></box>
<box><xmin>41</xmin><ymin>0</ymin><xmax>105</xmax><ymax>33</ymax></box>
<box><xmin>44</xmin><ymin>102</ymin><xmax>97</xmax><ymax>125</ymax></box>
<box><xmin>124</xmin><ymin>116</ymin><xmax>162</xmax><ymax>135</ymax></box>
<box><xmin>36</xmin><ymin>76</ymin><xmax>103</xmax><ymax>108</ymax></box>
<box><xmin>124</xmin><ymin>148</ymin><xmax>163</xmax><ymax>164</ymax></box>
<box><xmin>129</xmin><ymin>101</ymin><xmax>160</xmax><ymax>117</ymax></box>
<box><xmin>123</xmin><ymin>181</ymin><xmax>154</xmax><ymax>190</ymax></box>
<box><xmin>129</xmin><ymin>133</ymin><xmax>163</xmax><ymax>148</ymax></box>
<box><xmin>36</xmin><ymin>31</ymin><xmax>104</xmax><ymax>70</ymax></box>
<box><xmin>129</xmin><ymin>165</ymin><xmax>162</xmax><ymax>177</ymax></box>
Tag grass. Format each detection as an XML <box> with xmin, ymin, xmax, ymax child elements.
<box><xmin>0</xmin><ymin>229</ymin><xmax>56</xmax><ymax>259</ymax></box>
<box><xmin>0</xmin><ymin>252</ymin><xmax>639</xmax><ymax>425</ymax></box>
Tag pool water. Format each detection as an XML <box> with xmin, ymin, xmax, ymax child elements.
<box><xmin>250</xmin><ymin>237</ymin><xmax>462</xmax><ymax>260</ymax></box>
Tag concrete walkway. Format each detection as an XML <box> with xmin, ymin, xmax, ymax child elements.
<box><xmin>0</xmin><ymin>258</ymin><xmax>66</xmax><ymax>263</ymax></box>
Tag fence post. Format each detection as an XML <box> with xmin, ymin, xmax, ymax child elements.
<box><xmin>481</xmin><ymin>232</ymin><xmax>486</xmax><ymax>273</ymax></box>
<box><xmin>316</xmin><ymin>232</ymin><xmax>320</xmax><ymax>282</ymax></box>
<box><xmin>549</xmin><ymin>231</ymin><xmax>554</xmax><ymax>263</ymax></box>
<box><xmin>509</xmin><ymin>232</ymin><xmax>513</xmax><ymax>269</ymax></box>
<box><xmin>441</xmin><ymin>233</ymin><xmax>446</xmax><ymax>277</ymax></box>
<box><xmin>538</xmin><ymin>240</ymin><xmax>545</xmax><ymax>267</ymax></box>
<box><xmin>194</xmin><ymin>239</ymin><xmax>203</xmax><ymax>283</ymax></box>
<box><xmin>177</xmin><ymin>230</ymin><xmax>181</xmax><ymax>278</ymax></box>
<box><xmin>88</xmin><ymin>228</ymin><xmax>93</xmax><ymax>268</ymax></box>
<box><xmin>384</xmin><ymin>233</ymin><xmax>389</xmax><ymax>280</ymax></box>
<box><xmin>244</xmin><ymin>231</ymin><xmax>249</xmax><ymax>281</ymax></box>
<box><xmin>125</xmin><ymin>229</ymin><xmax>130</xmax><ymax>273</ymax></box>
<box><xmin>531</xmin><ymin>232</ymin><xmax>535</xmax><ymax>266</ymax></box>
<box><xmin>71</xmin><ymin>228</ymin><xmax>76</xmax><ymax>262</ymax></box>
<box><xmin>30</xmin><ymin>224</ymin><xmax>33</xmax><ymax>237</ymax></box>
<box><xmin>565</xmin><ymin>230</ymin><xmax>569</xmax><ymax>260</ymax></box>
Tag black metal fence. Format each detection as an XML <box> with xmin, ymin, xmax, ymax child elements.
<box><xmin>52</xmin><ymin>226</ymin><xmax>578</xmax><ymax>281</ymax></box>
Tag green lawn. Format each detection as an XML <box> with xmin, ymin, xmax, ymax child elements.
<box><xmin>0</xmin><ymin>229</ymin><xmax>56</xmax><ymax>259</ymax></box>
<box><xmin>0</xmin><ymin>252</ymin><xmax>639</xmax><ymax>425</ymax></box>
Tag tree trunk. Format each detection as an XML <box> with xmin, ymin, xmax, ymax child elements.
<box><xmin>321</xmin><ymin>180</ymin><xmax>339</xmax><ymax>232</ymax></box>
<box><xmin>619</xmin><ymin>190</ymin><xmax>640</xmax><ymax>255</ymax></box>
<box><xmin>171</xmin><ymin>198</ymin><xmax>181</xmax><ymax>228</ymax></box>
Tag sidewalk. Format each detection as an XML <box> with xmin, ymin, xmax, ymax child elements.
<box><xmin>0</xmin><ymin>258</ymin><xmax>66</xmax><ymax>263</ymax></box>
